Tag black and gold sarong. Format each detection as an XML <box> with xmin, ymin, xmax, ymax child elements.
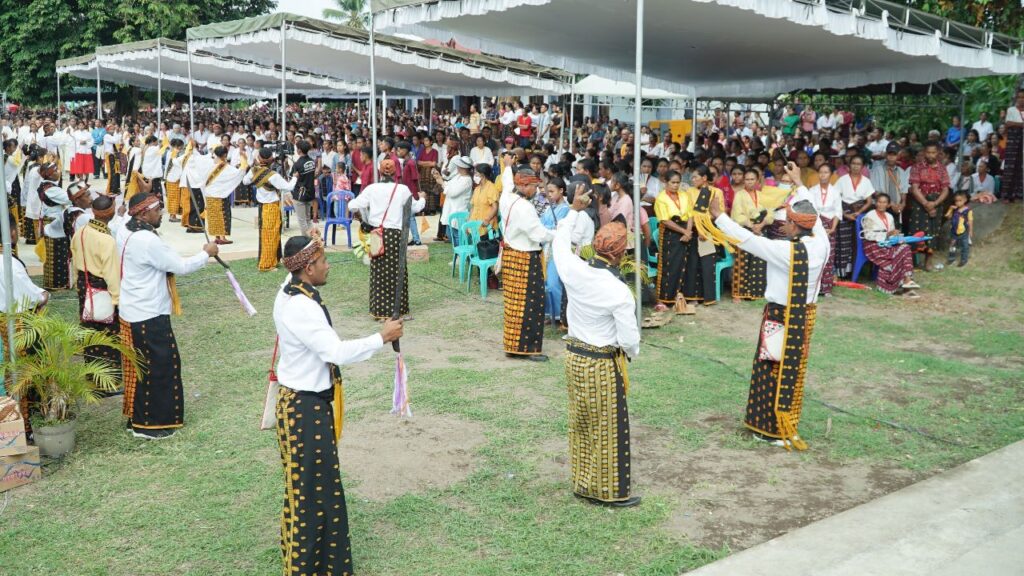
<box><xmin>120</xmin><ymin>314</ymin><xmax>184</xmax><ymax>430</ymax></box>
<box><xmin>105</xmin><ymin>153</ymin><xmax>122</xmax><ymax>196</ymax></box>
<box><xmin>276</xmin><ymin>278</ymin><xmax>352</xmax><ymax>576</ymax></box>
<box><xmin>655</xmin><ymin>225</ymin><xmax>685</xmax><ymax>304</ymax></box>
<box><xmin>258</xmin><ymin>202</ymin><xmax>282</xmax><ymax>271</ymax></box>
<box><xmin>206</xmin><ymin>197</ymin><xmax>231</xmax><ymax>236</ymax></box>
<box><xmin>165</xmin><ymin>180</ymin><xmax>182</xmax><ymax>217</ymax></box>
<box><xmin>183</xmin><ymin>187</ymin><xmax>205</xmax><ymax>232</ymax></box>
<box><xmin>369</xmin><ymin>227</ymin><xmax>409</xmax><ymax>319</ymax></box>
<box><xmin>565</xmin><ymin>338</ymin><xmax>631</xmax><ymax>502</ymax></box>
<box><xmin>42</xmin><ymin>217</ymin><xmax>70</xmax><ymax>291</ymax></box>
<box><xmin>732</xmin><ymin>249</ymin><xmax>767</xmax><ymax>300</ymax></box>
<box><xmin>501</xmin><ymin>246</ymin><xmax>545</xmax><ymax>355</ymax></box>
<box><xmin>682</xmin><ymin>187</ymin><xmax>718</xmax><ymax>303</ymax></box>
<box><xmin>744</xmin><ymin>242</ymin><xmax>817</xmax><ymax>450</ymax></box>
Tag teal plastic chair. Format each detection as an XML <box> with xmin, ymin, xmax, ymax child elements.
<box><xmin>465</xmin><ymin>221</ymin><xmax>500</xmax><ymax>299</ymax></box>
<box><xmin>447</xmin><ymin>211</ymin><xmax>472</xmax><ymax>283</ymax></box>
<box><xmin>647</xmin><ymin>216</ymin><xmax>659</xmax><ymax>278</ymax></box>
<box><xmin>714</xmin><ymin>249</ymin><xmax>734</xmax><ymax>302</ymax></box>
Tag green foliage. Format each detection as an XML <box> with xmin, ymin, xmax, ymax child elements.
<box><xmin>323</xmin><ymin>0</ymin><xmax>369</xmax><ymax>30</ymax></box>
<box><xmin>1</xmin><ymin>308</ymin><xmax>141</xmax><ymax>424</ymax></box>
<box><xmin>910</xmin><ymin>0</ymin><xmax>1024</xmax><ymax>38</ymax></box>
<box><xmin>0</xmin><ymin>0</ymin><xmax>274</xmax><ymax>106</ymax></box>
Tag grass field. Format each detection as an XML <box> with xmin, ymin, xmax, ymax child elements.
<box><xmin>1</xmin><ymin>209</ymin><xmax>1021</xmax><ymax>575</ymax></box>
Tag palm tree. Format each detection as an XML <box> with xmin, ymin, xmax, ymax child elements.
<box><xmin>323</xmin><ymin>0</ymin><xmax>368</xmax><ymax>30</ymax></box>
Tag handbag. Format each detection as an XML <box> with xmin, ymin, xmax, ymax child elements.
<box><xmin>261</xmin><ymin>337</ymin><xmax>280</xmax><ymax>430</ymax></box>
<box><xmin>368</xmin><ymin>182</ymin><xmax>400</xmax><ymax>259</ymax></box>
<box><xmin>79</xmin><ymin>231</ymin><xmax>115</xmax><ymax>324</ymax></box>
<box><xmin>476</xmin><ymin>235</ymin><xmax>500</xmax><ymax>260</ymax></box>
<box><xmin>758</xmin><ymin>319</ymin><xmax>785</xmax><ymax>362</ymax></box>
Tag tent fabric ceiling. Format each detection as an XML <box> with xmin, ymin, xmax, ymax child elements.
<box><xmin>93</xmin><ymin>37</ymin><xmax>368</xmax><ymax>95</ymax></box>
<box><xmin>574</xmin><ymin>75</ymin><xmax>688</xmax><ymax>99</ymax></box>
<box><xmin>374</xmin><ymin>0</ymin><xmax>1024</xmax><ymax>98</ymax></box>
<box><xmin>57</xmin><ymin>55</ymin><xmax>273</xmax><ymax>100</ymax></box>
<box><xmin>186</xmin><ymin>12</ymin><xmax>571</xmax><ymax>96</ymax></box>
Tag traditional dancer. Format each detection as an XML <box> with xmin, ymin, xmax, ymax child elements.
<box><xmin>21</xmin><ymin>146</ymin><xmax>43</xmax><ymax>245</ymax></box>
<box><xmin>71</xmin><ymin>195</ymin><xmax>122</xmax><ymax>372</ymax></box>
<box><xmin>37</xmin><ymin>161</ymin><xmax>73</xmax><ymax>290</ymax></box>
<box><xmin>499</xmin><ymin>168</ymin><xmax>553</xmax><ymax>361</ymax></box>
<box><xmin>348</xmin><ymin>159</ymin><xmax>424</xmax><ymax>319</ymax></box>
<box><xmin>710</xmin><ymin>163</ymin><xmax>830</xmax><ymax>450</ymax></box>
<box><xmin>102</xmin><ymin>124</ymin><xmax>123</xmax><ymax>196</ymax></box>
<box><xmin>119</xmin><ymin>193</ymin><xmax>218</xmax><ymax>439</ymax></box>
<box><xmin>272</xmin><ymin>235</ymin><xmax>403</xmax><ymax>576</ymax></box>
<box><xmin>243</xmin><ymin>148</ymin><xmax>296</xmax><ymax>271</ymax></box>
<box><xmin>554</xmin><ymin>191</ymin><xmax>641</xmax><ymax>507</ymax></box>
<box><xmin>202</xmin><ymin>145</ymin><xmax>245</xmax><ymax>245</ymax></box>
<box><xmin>164</xmin><ymin>139</ymin><xmax>189</xmax><ymax>223</ymax></box>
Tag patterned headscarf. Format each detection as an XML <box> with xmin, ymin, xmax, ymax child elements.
<box><xmin>513</xmin><ymin>168</ymin><xmax>542</xmax><ymax>190</ymax></box>
<box><xmin>128</xmin><ymin>193</ymin><xmax>161</xmax><ymax>216</ymax></box>
<box><xmin>282</xmin><ymin>236</ymin><xmax>325</xmax><ymax>273</ymax></box>
<box><xmin>786</xmin><ymin>201</ymin><xmax>819</xmax><ymax>230</ymax></box>
<box><xmin>593</xmin><ymin>221</ymin><xmax>628</xmax><ymax>259</ymax></box>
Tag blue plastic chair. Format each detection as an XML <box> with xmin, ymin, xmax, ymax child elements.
<box><xmin>322</xmin><ymin>191</ymin><xmax>354</xmax><ymax>247</ymax></box>
<box><xmin>851</xmin><ymin>212</ymin><xmax>878</xmax><ymax>282</ymax></box>
<box><xmin>465</xmin><ymin>222</ymin><xmax>499</xmax><ymax>299</ymax></box>
<box><xmin>714</xmin><ymin>249</ymin><xmax>734</xmax><ymax>302</ymax></box>
<box><xmin>647</xmin><ymin>216</ymin><xmax>660</xmax><ymax>278</ymax></box>
<box><xmin>282</xmin><ymin>203</ymin><xmax>294</xmax><ymax>229</ymax></box>
<box><xmin>447</xmin><ymin>211</ymin><xmax>473</xmax><ymax>282</ymax></box>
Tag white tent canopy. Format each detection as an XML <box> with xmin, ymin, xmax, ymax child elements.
<box><xmin>95</xmin><ymin>38</ymin><xmax>368</xmax><ymax>97</ymax></box>
<box><xmin>574</xmin><ymin>75</ymin><xmax>688</xmax><ymax>99</ymax></box>
<box><xmin>56</xmin><ymin>53</ymin><xmax>272</xmax><ymax>100</ymax></box>
<box><xmin>375</xmin><ymin>0</ymin><xmax>1024</xmax><ymax>98</ymax></box>
<box><xmin>186</xmin><ymin>12</ymin><xmax>572</xmax><ymax>97</ymax></box>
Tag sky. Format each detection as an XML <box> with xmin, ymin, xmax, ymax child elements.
<box><xmin>275</xmin><ymin>0</ymin><xmax>340</xmax><ymax>19</ymax></box>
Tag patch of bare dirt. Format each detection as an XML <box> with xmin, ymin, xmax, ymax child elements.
<box><xmin>534</xmin><ymin>424</ymin><xmax>918</xmax><ymax>552</ymax></box>
<box><xmin>340</xmin><ymin>411</ymin><xmax>485</xmax><ymax>502</ymax></box>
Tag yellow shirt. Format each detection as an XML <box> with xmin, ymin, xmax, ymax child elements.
<box><xmin>731</xmin><ymin>189</ymin><xmax>775</xmax><ymax>228</ymax></box>
<box><xmin>653</xmin><ymin>190</ymin><xmax>689</xmax><ymax>222</ymax></box>
<box><xmin>70</xmin><ymin>221</ymin><xmax>121</xmax><ymax>304</ymax></box>
<box><xmin>469</xmin><ymin>179</ymin><xmax>500</xmax><ymax>229</ymax></box>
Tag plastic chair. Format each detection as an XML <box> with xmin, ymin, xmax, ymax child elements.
<box><xmin>647</xmin><ymin>216</ymin><xmax>659</xmax><ymax>278</ymax></box>
<box><xmin>465</xmin><ymin>222</ymin><xmax>499</xmax><ymax>299</ymax></box>
<box><xmin>447</xmin><ymin>211</ymin><xmax>473</xmax><ymax>282</ymax></box>
<box><xmin>322</xmin><ymin>191</ymin><xmax>354</xmax><ymax>247</ymax></box>
<box><xmin>714</xmin><ymin>249</ymin><xmax>734</xmax><ymax>301</ymax></box>
<box><xmin>851</xmin><ymin>213</ymin><xmax>878</xmax><ymax>282</ymax></box>
<box><xmin>283</xmin><ymin>203</ymin><xmax>294</xmax><ymax>229</ymax></box>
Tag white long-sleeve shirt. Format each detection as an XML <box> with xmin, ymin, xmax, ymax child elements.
<box><xmin>73</xmin><ymin>130</ymin><xmax>93</xmax><ymax>155</ymax></box>
<box><xmin>102</xmin><ymin>133</ymin><xmax>122</xmax><ymax>155</ymax></box>
<box><xmin>715</xmin><ymin>213</ymin><xmax>830</xmax><ymax>305</ymax></box>
<box><xmin>808</xmin><ymin>182</ymin><xmax>842</xmax><ymax>219</ymax></box>
<box><xmin>272</xmin><ymin>279</ymin><xmax>384</xmax><ymax>393</ymax></box>
<box><xmin>553</xmin><ymin>210</ymin><xmax>640</xmax><ymax>358</ymax></box>
<box><xmin>243</xmin><ymin>166</ymin><xmax>296</xmax><ymax>204</ymax></box>
<box><xmin>836</xmin><ymin>173</ymin><xmax>875</xmax><ymax>204</ymax></box>
<box><xmin>202</xmin><ymin>161</ymin><xmax>245</xmax><ymax>199</ymax></box>
<box><xmin>23</xmin><ymin>166</ymin><xmax>42</xmax><ymax>216</ymax></box>
<box><xmin>0</xmin><ymin>256</ymin><xmax>46</xmax><ymax>312</ymax></box>
<box><xmin>499</xmin><ymin>191</ymin><xmax>553</xmax><ymax>252</ymax></box>
<box><xmin>141</xmin><ymin>145</ymin><xmax>163</xmax><ymax>179</ymax></box>
<box><xmin>118</xmin><ymin>228</ymin><xmax>209</xmax><ymax>322</ymax></box>
<box><xmin>860</xmin><ymin>209</ymin><xmax>896</xmax><ymax>243</ymax></box>
<box><xmin>440</xmin><ymin>174</ymin><xmax>473</xmax><ymax>226</ymax></box>
<box><xmin>348</xmin><ymin>181</ymin><xmax>424</xmax><ymax>230</ymax></box>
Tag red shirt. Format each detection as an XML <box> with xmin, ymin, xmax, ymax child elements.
<box><xmin>517</xmin><ymin>114</ymin><xmax>533</xmax><ymax>138</ymax></box>
<box><xmin>909</xmin><ymin>161</ymin><xmax>949</xmax><ymax>197</ymax></box>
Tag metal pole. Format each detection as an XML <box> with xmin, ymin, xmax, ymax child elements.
<box><xmin>428</xmin><ymin>94</ymin><xmax>434</xmax><ymax>132</ymax></box>
<box><xmin>56</xmin><ymin>72</ymin><xmax>61</xmax><ymax>127</ymax></box>
<box><xmin>369</xmin><ymin>12</ymin><xmax>379</xmax><ymax>181</ymax></box>
<box><xmin>382</xmin><ymin>90</ymin><xmax>387</xmax><ymax>137</ymax></box>
<box><xmin>281</xmin><ymin>22</ymin><xmax>287</xmax><ymax>139</ymax></box>
<box><xmin>0</xmin><ymin>147</ymin><xmax>14</xmax><ymax>395</ymax></box>
<box><xmin>95</xmin><ymin>62</ymin><xmax>102</xmax><ymax>121</ymax></box>
<box><xmin>187</xmin><ymin>43</ymin><xmax>195</xmax><ymax>136</ymax></box>
<box><xmin>632</xmin><ymin>0</ymin><xmax>644</xmax><ymax>328</ymax></box>
<box><xmin>157</xmin><ymin>38</ymin><xmax>162</xmax><ymax>127</ymax></box>
<box><xmin>691</xmin><ymin>96</ymin><xmax>698</xmax><ymax>153</ymax></box>
<box><xmin>568</xmin><ymin>84</ymin><xmax>576</xmax><ymax>159</ymax></box>
<box><xmin>955</xmin><ymin>94</ymin><xmax>965</xmax><ymax>164</ymax></box>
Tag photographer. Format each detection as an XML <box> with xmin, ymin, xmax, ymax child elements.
<box><xmin>289</xmin><ymin>139</ymin><xmax>318</xmax><ymax>234</ymax></box>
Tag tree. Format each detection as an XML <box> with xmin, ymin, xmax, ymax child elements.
<box><xmin>322</xmin><ymin>0</ymin><xmax>368</xmax><ymax>30</ymax></box>
<box><xmin>0</xmin><ymin>0</ymin><xmax>275</xmax><ymax>106</ymax></box>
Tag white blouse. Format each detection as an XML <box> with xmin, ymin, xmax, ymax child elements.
<box><xmin>836</xmin><ymin>173</ymin><xmax>875</xmax><ymax>204</ymax></box>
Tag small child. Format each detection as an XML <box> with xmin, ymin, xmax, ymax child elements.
<box><xmin>945</xmin><ymin>191</ymin><xmax>973</xmax><ymax>267</ymax></box>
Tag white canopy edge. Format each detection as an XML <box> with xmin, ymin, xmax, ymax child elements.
<box><xmin>57</xmin><ymin>58</ymin><xmax>274</xmax><ymax>100</ymax></box>
<box><xmin>574</xmin><ymin>75</ymin><xmax>689</xmax><ymax>99</ymax></box>
<box><xmin>376</xmin><ymin>0</ymin><xmax>1024</xmax><ymax>97</ymax></box>
<box><xmin>95</xmin><ymin>43</ymin><xmax>369</xmax><ymax>94</ymax></box>
<box><xmin>187</xmin><ymin>18</ymin><xmax>570</xmax><ymax>96</ymax></box>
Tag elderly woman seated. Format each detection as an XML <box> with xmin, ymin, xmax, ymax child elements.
<box><xmin>861</xmin><ymin>193</ymin><xmax>921</xmax><ymax>298</ymax></box>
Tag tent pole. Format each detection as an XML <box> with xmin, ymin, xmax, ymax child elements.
<box><xmin>429</xmin><ymin>94</ymin><xmax>434</xmax><ymax>132</ymax></box>
<box><xmin>281</xmin><ymin>22</ymin><xmax>287</xmax><ymax>139</ymax></box>
<box><xmin>382</xmin><ymin>90</ymin><xmax>387</xmax><ymax>136</ymax></box>
<box><xmin>691</xmin><ymin>97</ymin><xmax>698</xmax><ymax>153</ymax></box>
<box><xmin>95</xmin><ymin>62</ymin><xmax>102</xmax><ymax>121</ymax></box>
<box><xmin>157</xmin><ymin>38</ymin><xmax>162</xmax><ymax>127</ymax></box>
<box><xmin>0</xmin><ymin>145</ymin><xmax>14</xmax><ymax>395</ymax></box>
<box><xmin>369</xmin><ymin>12</ymin><xmax>379</xmax><ymax>181</ymax></box>
<box><xmin>956</xmin><ymin>93</ymin><xmax>966</xmax><ymax>163</ymax></box>
<box><xmin>562</xmin><ymin>81</ymin><xmax>574</xmax><ymax>157</ymax></box>
<box><xmin>187</xmin><ymin>43</ymin><xmax>195</xmax><ymax>135</ymax></box>
<box><xmin>568</xmin><ymin>85</ymin><xmax>575</xmax><ymax>158</ymax></box>
<box><xmin>632</xmin><ymin>0</ymin><xmax>644</xmax><ymax>328</ymax></box>
<box><xmin>56</xmin><ymin>72</ymin><xmax>61</xmax><ymax>126</ymax></box>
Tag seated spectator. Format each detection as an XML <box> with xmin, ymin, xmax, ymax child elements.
<box><xmin>861</xmin><ymin>193</ymin><xmax>920</xmax><ymax>297</ymax></box>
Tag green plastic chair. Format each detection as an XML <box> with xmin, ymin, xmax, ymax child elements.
<box><xmin>714</xmin><ymin>249</ymin><xmax>734</xmax><ymax>302</ymax></box>
<box><xmin>647</xmin><ymin>216</ymin><xmax>659</xmax><ymax>278</ymax></box>
<box><xmin>447</xmin><ymin>211</ymin><xmax>472</xmax><ymax>283</ymax></box>
<box><xmin>465</xmin><ymin>221</ymin><xmax>500</xmax><ymax>299</ymax></box>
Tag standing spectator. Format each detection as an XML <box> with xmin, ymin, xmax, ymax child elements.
<box><xmin>945</xmin><ymin>191</ymin><xmax>973</xmax><ymax>267</ymax></box>
<box><xmin>971</xmin><ymin>111</ymin><xmax>994</xmax><ymax>142</ymax></box>
<box><xmin>90</xmin><ymin>120</ymin><xmax>106</xmax><ymax>178</ymax></box>
<box><xmin>1000</xmin><ymin>89</ymin><xmax>1023</xmax><ymax>202</ymax></box>
<box><xmin>945</xmin><ymin>116</ymin><xmax>964</xmax><ymax>148</ymax></box>
<box><xmin>799</xmin><ymin>105</ymin><xmax>816</xmax><ymax>135</ymax></box>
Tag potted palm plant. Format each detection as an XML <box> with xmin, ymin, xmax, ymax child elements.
<box><xmin>1</xmin><ymin>308</ymin><xmax>141</xmax><ymax>458</ymax></box>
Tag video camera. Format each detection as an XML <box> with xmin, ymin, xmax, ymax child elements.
<box><xmin>261</xmin><ymin>140</ymin><xmax>294</xmax><ymax>158</ymax></box>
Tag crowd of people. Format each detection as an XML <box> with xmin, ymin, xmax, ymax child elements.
<box><xmin>1</xmin><ymin>86</ymin><xmax>1020</xmax><ymax>575</ymax></box>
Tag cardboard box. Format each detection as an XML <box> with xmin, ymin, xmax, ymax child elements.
<box><xmin>0</xmin><ymin>397</ymin><xmax>28</xmax><ymax>457</ymax></box>
<box><xmin>1</xmin><ymin>445</ymin><xmax>41</xmax><ymax>492</ymax></box>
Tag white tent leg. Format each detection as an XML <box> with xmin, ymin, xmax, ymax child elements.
<box><xmin>691</xmin><ymin>97</ymin><xmax>698</xmax><ymax>153</ymax></box>
<box><xmin>157</xmin><ymin>38</ymin><xmax>162</xmax><ymax>127</ymax></box>
<box><xmin>369</xmin><ymin>12</ymin><xmax>379</xmax><ymax>181</ymax></box>
<box><xmin>56</xmin><ymin>73</ymin><xmax>61</xmax><ymax>126</ymax></box>
<box><xmin>281</xmin><ymin>22</ymin><xmax>287</xmax><ymax>138</ymax></box>
<box><xmin>187</xmin><ymin>44</ymin><xmax>195</xmax><ymax>134</ymax></box>
<box><xmin>428</xmin><ymin>95</ymin><xmax>434</xmax><ymax>132</ymax></box>
<box><xmin>95</xmin><ymin>64</ymin><xmax>102</xmax><ymax>121</ymax></box>
<box><xmin>632</xmin><ymin>0</ymin><xmax>645</xmax><ymax>328</ymax></box>
<box><xmin>382</xmin><ymin>90</ymin><xmax>388</xmax><ymax>137</ymax></box>
<box><xmin>0</xmin><ymin>146</ymin><xmax>14</xmax><ymax>394</ymax></box>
